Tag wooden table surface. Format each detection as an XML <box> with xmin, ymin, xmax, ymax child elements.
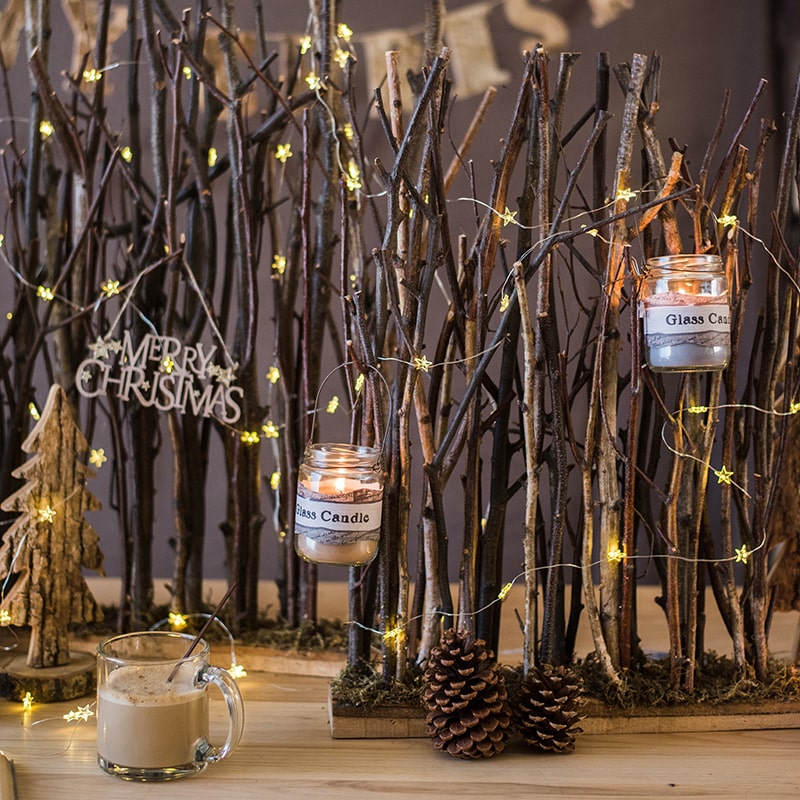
<box><xmin>0</xmin><ymin>581</ymin><xmax>798</xmax><ymax>798</ymax></box>
<box><xmin>0</xmin><ymin>668</ymin><xmax>798</xmax><ymax>799</ymax></box>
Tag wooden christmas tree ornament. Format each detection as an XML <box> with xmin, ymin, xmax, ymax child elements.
<box><xmin>0</xmin><ymin>384</ymin><xmax>105</xmax><ymax>702</ymax></box>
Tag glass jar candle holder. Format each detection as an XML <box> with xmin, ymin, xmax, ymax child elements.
<box><xmin>294</xmin><ymin>442</ymin><xmax>384</xmax><ymax>566</ymax></box>
<box><xmin>640</xmin><ymin>254</ymin><xmax>730</xmax><ymax>373</ymax></box>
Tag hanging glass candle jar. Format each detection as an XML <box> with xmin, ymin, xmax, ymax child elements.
<box><xmin>640</xmin><ymin>254</ymin><xmax>730</xmax><ymax>372</ymax></box>
<box><xmin>294</xmin><ymin>443</ymin><xmax>384</xmax><ymax>566</ymax></box>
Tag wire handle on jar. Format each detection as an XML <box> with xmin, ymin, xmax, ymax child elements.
<box><xmin>307</xmin><ymin>361</ymin><xmax>391</xmax><ymax>457</ymax></box>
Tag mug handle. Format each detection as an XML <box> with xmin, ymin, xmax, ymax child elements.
<box><xmin>196</xmin><ymin>665</ymin><xmax>245</xmax><ymax>764</ymax></box>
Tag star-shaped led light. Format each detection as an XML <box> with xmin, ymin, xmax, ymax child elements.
<box><xmin>89</xmin><ymin>448</ymin><xmax>107</xmax><ymax>467</ymax></box>
<box><xmin>345</xmin><ymin>161</ymin><xmax>361</xmax><ymax>192</ymax></box>
<box><xmin>38</xmin><ymin>505</ymin><xmax>57</xmax><ymax>523</ymax></box>
<box><xmin>616</xmin><ymin>187</ymin><xmax>637</xmax><ymax>202</ymax></box>
<box><xmin>715</xmin><ymin>465</ymin><xmax>734</xmax><ymax>485</ymax></box>
<box><xmin>261</xmin><ymin>421</ymin><xmax>279</xmax><ymax>439</ymax></box>
<box><xmin>266</xmin><ymin>366</ymin><xmax>281</xmax><ymax>384</ymax></box>
<box><xmin>607</xmin><ymin>546</ymin><xmax>626</xmax><ymax>563</ymax></box>
<box><xmin>168</xmin><ymin>612</ymin><xmax>188</xmax><ymax>630</ymax></box>
<box><xmin>275</xmin><ymin>144</ymin><xmax>292</xmax><ymax>164</ymax></box>
<box><xmin>413</xmin><ymin>355</ymin><xmax>433</xmax><ymax>373</ymax></box>
<box><xmin>334</xmin><ymin>48</ymin><xmax>350</xmax><ymax>68</ymax></box>
<box><xmin>500</xmin><ymin>207</ymin><xmax>517</xmax><ymax>226</ymax></box>
<box><xmin>101</xmin><ymin>279</ymin><xmax>121</xmax><ymax>298</ymax></box>
<box><xmin>734</xmin><ymin>545</ymin><xmax>751</xmax><ymax>564</ymax></box>
<box><xmin>228</xmin><ymin>663</ymin><xmax>247</xmax><ymax>679</ymax></box>
<box><xmin>63</xmin><ymin>704</ymin><xmax>95</xmax><ymax>723</ymax></box>
<box><xmin>272</xmin><ymin>254</ymin><xmax>287</xmax><ymax>275</ymax></box>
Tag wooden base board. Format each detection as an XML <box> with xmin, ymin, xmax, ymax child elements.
<box><xmin>328</xmin><ymin>692</ymin><xmax>800</xmax><ymax>739</ymax></box>
<box><xmin>0</xmin><ymin>649</ymin><xmax>96</xmax><ymax>703</ymax></box>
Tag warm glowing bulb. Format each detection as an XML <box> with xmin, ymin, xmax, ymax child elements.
<box><xmin>89</xmin><ymin>448</ymin><xmax>107</xmax><ymax>467</ymax></box>
<box><xmin>22</xmin><ymin>692</ymin><xmax>34</xmax><ymax>710</ymax></box>
<box><xmin>607</xmin><ymin>546</ymin><xmax>625</xmax><ymax>564</ymax></box>
<box><xmin>735</xmin><ymin>544</ymin><xmax>751</xmax><ymax>564</ymax></box>
<box><xmin>38</xmin><ymin>505</ymin><xmax>57</xmax><ymax>523</ymax></box>
<box><xmin>101</xmin><ymin>279</ymin><xmax>121</xmax><ymax>297</ymax></box>
<box><xmin>272</xmin><ymin>255</ymin><xmax>286</xmax><ymax>275</ymax></box>
<box><xmin>498</xmin><ymin>582</ymin><xmax>513</xmax><ymax>600</ymax></box>
<box><xmin>261</xmin><ymin>421</ymin><xmax>279</xmax><ymax>439</ymax></box>
<box><xmin>168</xmin><ymin>612</ymin><xmax>188</xmax><ymax>630</ymax></box>
<box><xmin>275</xmin><ymin>144</ymin><xmax>292</xmax><ymax>164</ymax></box>
<box><xmin>382</xmin><ymin>626</ymin><xmax>403</xmax><ymax>646</ymax></box>
<box><xmin>228</xmin><ymin>663</ymin><xmax>247</xmax><ymax>679</ymax></box>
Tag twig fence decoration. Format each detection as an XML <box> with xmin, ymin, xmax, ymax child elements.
<box><xmin>0</xmin><ymin>3</ymin><xmax>798</xmax><ymax>714</ymax></box>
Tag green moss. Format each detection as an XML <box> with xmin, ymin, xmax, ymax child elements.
<box><xmin>329</xmin><ymin>661</ymin><xmax>425</xmax><ymax>709</ymax></box>
<box><xmin>576</xmin><ymin>651</ymin><xmax>800</xmax><ymax>710</ymax></box>
<box><xmin>329</xmin><ymin>652</ymin><xmax>800</xmax><ymax>712</ymax></box>
<box><xmin>75</xmin><ymin>604</ymin><xmax>349</xmax><ymax>654</ymax></box>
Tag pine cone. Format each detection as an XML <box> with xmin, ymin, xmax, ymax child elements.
<box><xmin>515</xmin><ymin>663</ymin><xmax>585</xmax><ymax>752</ymax></box>
<box><xmin>422</xmin><ymin>628</ymin><xmax>511</xmax><ymax>759</ymax></box>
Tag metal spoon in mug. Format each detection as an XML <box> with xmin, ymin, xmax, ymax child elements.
<box><xmin>166</xmin><ymin>582</ymin><xmax>237</xmax><ymax>683</ymax></box>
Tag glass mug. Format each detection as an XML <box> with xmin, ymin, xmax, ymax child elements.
<box><xmin>96</xmin><ymin>631</ymin><xmax>244</xmax><ymax>781</ymax></box>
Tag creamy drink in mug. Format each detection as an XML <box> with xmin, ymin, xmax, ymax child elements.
<box><xmin>96</xmin><ymin>631</ymin><xmax>244</xmax><ymax>781</ymax></box>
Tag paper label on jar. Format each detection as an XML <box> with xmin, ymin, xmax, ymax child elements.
<box><xmin>294</xmin><ymin>486</ymin><xmax>383</xmax><ymax>544</ymax></box>
<box><xmin>643</xmin><ymin>304</ymin><xmax>730</xmax><ymax>336</ymax></box>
